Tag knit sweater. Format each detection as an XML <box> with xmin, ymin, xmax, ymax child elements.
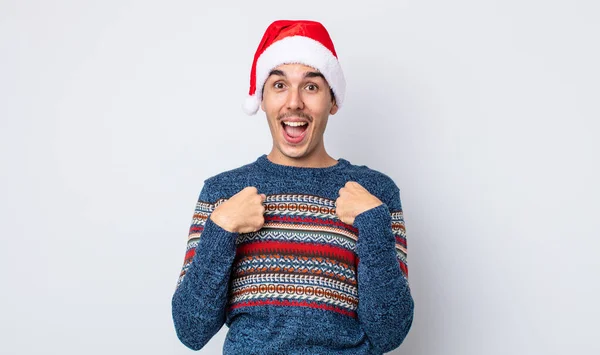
<box><xmin>171</xmin><ymin>154</ymin><xmax>414</xmax><ymax>354</ymax></box>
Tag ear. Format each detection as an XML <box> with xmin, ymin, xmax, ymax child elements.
<box><xmin>329</xmin><ymin>100</ymin><xmax>339</xmax><ymax>115</ymax></box>
<box><xmin>260</xmin><ymin>97</ymin><xmax>265</xmax><ymax>112</ymax></box>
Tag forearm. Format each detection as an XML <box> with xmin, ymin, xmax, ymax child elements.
<box><xmin>171</xmin><ymin>216</ymin><xmax>238</xmax><ymax>350</ymax></box>
<box><xmin>354</xmin><ymin>203</ymin><xmax>414</xmax><ymax>353</ymax></box>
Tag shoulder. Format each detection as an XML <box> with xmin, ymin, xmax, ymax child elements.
<box><xmin>344</xmin><ymin>159</ymin><xmax>399</xmax><ymax>192</ymax></box>
<box><xmin>200</xmin><ymin>160</ymin><xmax>255</xmax><ymax>202</ymax></box>
<box><xmin>342</xmin><ymin>159</ymin><xmax>402</xmax><ymax>209</ymax></box>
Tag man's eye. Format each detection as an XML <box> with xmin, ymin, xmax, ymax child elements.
<box><xmin>274</xmin><ymin>82</ymin><xmax>285</xmax><ymax>89</ymax></box>
<box><xmin>306</xmin><ymin>84</ymin><xmax>318</xmax><ymax>91</ymax></box>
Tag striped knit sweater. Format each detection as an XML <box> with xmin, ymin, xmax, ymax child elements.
<box><xmin>171</xmin><ymin>154</ymin><xmax>414</xmax><ymax>354</ymax></box>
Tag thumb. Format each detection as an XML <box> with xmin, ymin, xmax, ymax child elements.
<box><xmin>260</xmin><ymin>193</ymin><xmax>266</xmax><ymax>200</ymax></box>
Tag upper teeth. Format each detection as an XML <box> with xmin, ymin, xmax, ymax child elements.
<box><xmin>283</xmin><ymin>121</ymin><xmax>307</xmax><ymax>127</ymax></box>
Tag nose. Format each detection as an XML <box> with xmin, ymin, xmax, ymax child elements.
<box><xmin>286</xmin><ymin>86</ymin><xmax>304</xmax><ymax>111</ymax></box>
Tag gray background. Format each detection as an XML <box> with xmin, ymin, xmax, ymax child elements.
<box><xmin>1</xmin><ymin>0</ymin><xmax>598</xmax><ymax>354</ymax></box>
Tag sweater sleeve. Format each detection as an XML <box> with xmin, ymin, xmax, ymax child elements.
<box><xmin>352</xmin><ymin>186</ymin><xmax>414</xmax><ymax>353</ymax></box>
<box><xmin>171</xmin><ymin>180</ymin><xmax>238</xmax><ymax>351</ymax></box>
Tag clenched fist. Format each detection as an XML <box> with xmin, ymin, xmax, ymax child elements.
<box><xmin>335</xmin><ymin>181</ymin><xmax>383</xmax><ymax>225</ymax></box>
<box><xmin>210</xmin><ymin>186</ymin><xmax>266</xmax><ymax>234</ymax></box>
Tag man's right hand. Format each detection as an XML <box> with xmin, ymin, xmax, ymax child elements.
<box><xmin>209</xmin><ymin>186</ymin><xmax>266</xmax><ymax>234</ymax></box>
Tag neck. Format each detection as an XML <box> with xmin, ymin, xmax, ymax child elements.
<box><xmin>267</xmin><ymin>148</ymin><xmax>337</xmax><ymax>168</ymax></box>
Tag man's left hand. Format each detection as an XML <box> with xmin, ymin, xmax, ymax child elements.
<box><xmin>335</xmin><ymin>181</ymin><xmax>383</xmax><ymax>225</ymax></box>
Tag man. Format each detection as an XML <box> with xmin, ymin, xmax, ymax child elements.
<box><xmin>172</xmin><ymin>20</ymin><xmax>414</xmax><ymax>354</ymax></box>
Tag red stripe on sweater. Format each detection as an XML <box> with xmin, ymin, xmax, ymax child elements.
<box><xmin>228</xmin><ymin>299</ymin><xmax>357</xmax><ymax>318</ymax></box>
<box><xmin>184</xmin><ymin>248</ymin><xmax>195</xmax><ymax>262</ymax></box>
<box><xmin>236</xmin><ymin>240</ymin><xmax>356</xmax><ymax>264</ymax></box>
<box><xmin>189</xmin><ymin>226</ymin><xmax>204</xmax><ymax>233</ymax></box>
<box><xmin>395</xmin><ymin>235</ymin><xmax>407</xmax><ymax>247</ymax></box>
<box><xmin>399</xmin><ymin>260</ymin><xmax>408</xmax><ymax>277</ymax></box>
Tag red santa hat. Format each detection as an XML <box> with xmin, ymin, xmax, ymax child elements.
<box><xmin>243</xmin><ymin>20</ymin><xmax>346</xmax><ymax>115</ymax></box>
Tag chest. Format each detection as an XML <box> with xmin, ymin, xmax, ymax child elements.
<box><xmin>227</xmin><ymin>192</ymin><xmax>360</xmax><ymax>317</ymax></box>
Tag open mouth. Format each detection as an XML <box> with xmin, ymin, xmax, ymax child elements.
<box><xmin>281</xmin><ymin>121</ymin><xmax>309</xmax><ymax>144</ymax></box>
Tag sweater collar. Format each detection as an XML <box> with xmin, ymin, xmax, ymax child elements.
<box><xmin>255</xmin><ymin>154</ymin><xmax>350</xmax><ymax>177</ymax></box>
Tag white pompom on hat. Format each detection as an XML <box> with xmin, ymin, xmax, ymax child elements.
<box><xmin>243</xmin><ymin>20</ymin><xmax>346</xmax><ymax>115</ymax></box>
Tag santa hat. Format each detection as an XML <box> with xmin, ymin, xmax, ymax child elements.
<box><xmin>243</xmin><ymin>20</ymin><xmax>346</xmax><ymax>115</ymax></box>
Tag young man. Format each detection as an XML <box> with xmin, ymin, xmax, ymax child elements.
<box><xmin>172</xmin><ymin>20</ymin><xmax>414</xmax><ymax>354</ymax></box>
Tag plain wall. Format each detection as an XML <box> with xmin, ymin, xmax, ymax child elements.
<box><xmin>1</xmin><ymin>0</ymin><xmax>598</xmax><ymax>354</ymax></box>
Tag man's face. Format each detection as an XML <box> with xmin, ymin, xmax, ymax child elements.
<box><xmin>260</xmin><ymin>63</ymin><xmax>339</xmax><ymax>160</ymax></box>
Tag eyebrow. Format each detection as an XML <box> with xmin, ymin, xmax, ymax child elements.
<box><xmin>304</xmin><ymin>72</ymin><xmax>325</xmax><ymax>80</ymax></box>
<box><xmin>267</xmin><ymin>69</ymin><xmax>325</xmax><ymax>80</ymax></box>
<box><xmin>268</xmin><ymin>69</ymin><xmax>285</xmax><ymax>78</ymax></box>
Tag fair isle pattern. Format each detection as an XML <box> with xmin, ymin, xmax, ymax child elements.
<box><xmin>259</xmin><ymin>193</ymin><xmax>408</xmax><ymax>279</ymax></box>
<box><xmin>226</xmin><ymin>193</ymin><xmax>408</xmax><ymax>318</ymax></box>
<box><xmin>391</xmin><ymin>210</ymin><xmax>408</xmax><ymax>279</ymax></box>
<box><xmin>176</xmin><ymin>193</ymin><xmax>409</xmax><ymax>314</ymax></box>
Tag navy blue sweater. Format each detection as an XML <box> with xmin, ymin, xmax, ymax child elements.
<box><xmin>172</xmin><ymin>154</ymin><xmax>414</xmax><ymax>354</ymax></box>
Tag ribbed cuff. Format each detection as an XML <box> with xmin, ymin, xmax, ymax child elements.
<box><xmin>353</xmin><ymin>203</ymin><xmax>395</xmax><ymax>257</ymax></box>
<box><xmin>195</xmin><ymin>216</ymin><xmax>238</xmax><ymax>262</ymax></box>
